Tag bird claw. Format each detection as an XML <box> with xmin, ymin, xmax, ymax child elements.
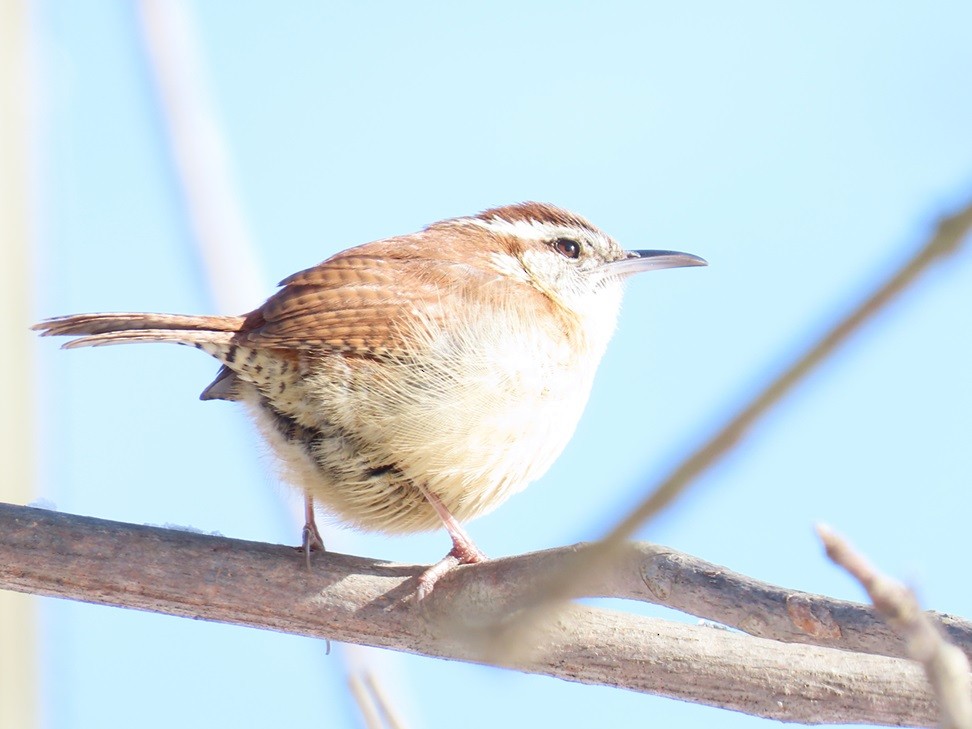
<box><xmin>298</xmin><ymin>521</ymin><xmax>326</xmax><ymax>570</ymax></box>
<box><xmin>412</xmin><ymin>545</ymin><xmax>487</xmax><ymax>602</ymax></box>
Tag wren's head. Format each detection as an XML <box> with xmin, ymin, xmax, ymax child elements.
<box><xmin>437</xmin><ymin>201</ymin><xmax>707</xmax><ymax>324</ymax></box>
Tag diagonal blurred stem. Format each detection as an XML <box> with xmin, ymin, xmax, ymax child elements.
<box><xmin>135</xmin><ymin>0</ymin><xmax>265</xmax><ymax>313</ymax></box>
<box><xmin>490</xmin><ymin>197</ymin><xmax>972</xmax><ymax>657</ymax></box>
<box><xmin>134</xmin><ymin>3</ymin><xmax>411</xmax><ymax>725</ymax></box>
<box><xmin>818</xmin><ymin>524</ymin><xmax>972</xmax><ymax>729</ymax></box>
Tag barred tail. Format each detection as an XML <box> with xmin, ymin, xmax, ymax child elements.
<box><xmin>32</xmin><ymin>312</ymin><xmax>245</xmax><ymax>349</ymax></box>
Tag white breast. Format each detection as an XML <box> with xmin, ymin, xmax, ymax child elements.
<box><xmin>320</xmin><ymin>281</ymin><xmax>625</xmax><ymax>522</ymax></box>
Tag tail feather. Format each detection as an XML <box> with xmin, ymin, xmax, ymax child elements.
<box><xmin>33</xmin><ymin>312</ymin><xmax>244</xmax><ymax>337</ymax></box>
<box><xmin>59</xmin><ymin>329</ymin><xmax>235</xmax><ymax>350</ymax></box>
<box><xmin>33</xmin><ymin>312</ymin><xmax>244</xmax><ymax>349</ymax></box>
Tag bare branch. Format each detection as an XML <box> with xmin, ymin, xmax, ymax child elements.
<box><xmin>819</xmin><ymin>524</ymin><xmax>972</xmax><ymax>729</ymax></box>
<box><xmin>456</xmin><ymin>538</ymin><xmax>972</xmax><ymax>664</ymax></box>
<box><xmin>0</xmin><ymin>502</ymin><xmax>953</xmax><ymax>725</ymax></box>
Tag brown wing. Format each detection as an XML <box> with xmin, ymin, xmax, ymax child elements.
<box><xmin>236</xmin><ymin>241</ymin><xmax>488</xmax><ymax>356</ymax></box>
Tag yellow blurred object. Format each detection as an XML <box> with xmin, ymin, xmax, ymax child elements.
<box><xmin>0</xmin><ymin>0</ymin><xmax>38</xmax><ymax>726</ymax></box>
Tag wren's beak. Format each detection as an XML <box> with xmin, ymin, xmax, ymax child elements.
<box><xmin>605</xmin><ymin>249</ymin><xmax>708</xmax><ymax>278</ymax></box>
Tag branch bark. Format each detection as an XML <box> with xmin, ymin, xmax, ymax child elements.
<box><xmin>1</xmin><ymin>502</ymin><xmax>962</xmax><ymax>726</ymax></box>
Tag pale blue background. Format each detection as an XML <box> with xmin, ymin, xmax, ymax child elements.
<box><xmin>28</xmin><ymin>2</ymin><xmax>972</xmax><ymax>727</ymax></box>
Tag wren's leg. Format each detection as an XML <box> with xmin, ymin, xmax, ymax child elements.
<box><xmin>300</xmin><ymin>493</ymin><xmax>326</xmax><ymax>568</ymax></box>
<box><xmin>414</xmin><ymin>485</ymin><xmax>486</xmax><ymax>600</ymax></box>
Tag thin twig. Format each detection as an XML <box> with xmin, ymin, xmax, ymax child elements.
<box><xmin>818</xmin><ymin>524</ymin><xmax>972</xmax><ymax>729</ymax></box>
<box><xmin>363</xmin><ymin>671</ymin><xmax>409</xmax><ymax>729</ymax></box>
<box><xmin>347</xmin><ymin>672</ymin><xmax>384</xmax><ymax>729</ymax></box>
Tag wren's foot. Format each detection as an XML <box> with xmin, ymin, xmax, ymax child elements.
<box><xmin>415</xmin><ymin>541</ymin><xmax>487</xmax><ymax>601</ymax></box>
<box><xmin>412</xmin><ymin>483</ymin><xmax>488</xmax><ymax>599</ymax></box>
<box><xmin>298</xmin><ymin>494</ymin><xmax>326</xmax><ymax>569</ymax></box>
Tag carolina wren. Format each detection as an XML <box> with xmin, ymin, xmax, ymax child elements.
<box><xmin>34</xmin><ymin>202</ymin><xmax>706</xmax><ymax>596</ymax></box>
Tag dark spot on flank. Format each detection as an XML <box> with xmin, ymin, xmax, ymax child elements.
<box><xmin>366</xmin><ymin>464</ymin><xmax>399</xmax><ymax>480</ymax></box>
<box><xmin>225</xmin><ymin>345</ymin><xmax>238</xmax><ymax>363</ymax></box>
<box><xmin>265</xmin><ymin>404</ymin><xmax>311</xmax><ymax>443</ymax></box>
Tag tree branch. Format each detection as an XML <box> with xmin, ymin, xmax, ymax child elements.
<box><xmin>819</xmin><ymin>525</ymin><xmax>972</xmax><ymax>729</ymax></box>
<box><xmin>1</xmin><ymin>502</ymin><xmax>959</xmax><ymax>726</ymax></box>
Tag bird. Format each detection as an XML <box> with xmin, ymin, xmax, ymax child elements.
<box><xmin>33</xmin><ymin>202</ymin><xmax>706</xmax><ymax>597</ymax></box>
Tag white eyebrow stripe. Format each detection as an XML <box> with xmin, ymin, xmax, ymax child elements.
<box><xmin>461</xmin><ymin>216</ymin><xmax>603</xmax><ymax>244</ymax></box>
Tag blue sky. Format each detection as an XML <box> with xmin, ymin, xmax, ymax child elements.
<box><xmin>27</xmin><ymin>2</ymin><xmax>972</xmax><ymax>727</ymax></box>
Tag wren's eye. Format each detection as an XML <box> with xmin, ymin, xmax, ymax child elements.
<box><xmin>553</xmin><ymin>237</ymin><xmax>581</xmax><ymax>259</ymax></box>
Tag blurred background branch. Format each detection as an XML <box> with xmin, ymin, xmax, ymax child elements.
<box><xmin>819</xmin><ymin>525</ymin><xmax>972</xmax><ymax>729</ymax></box>
<box><xmin>0</xmin><ymin>0</ymin><xmax>38</xmax><ymax>726</ymax></box>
